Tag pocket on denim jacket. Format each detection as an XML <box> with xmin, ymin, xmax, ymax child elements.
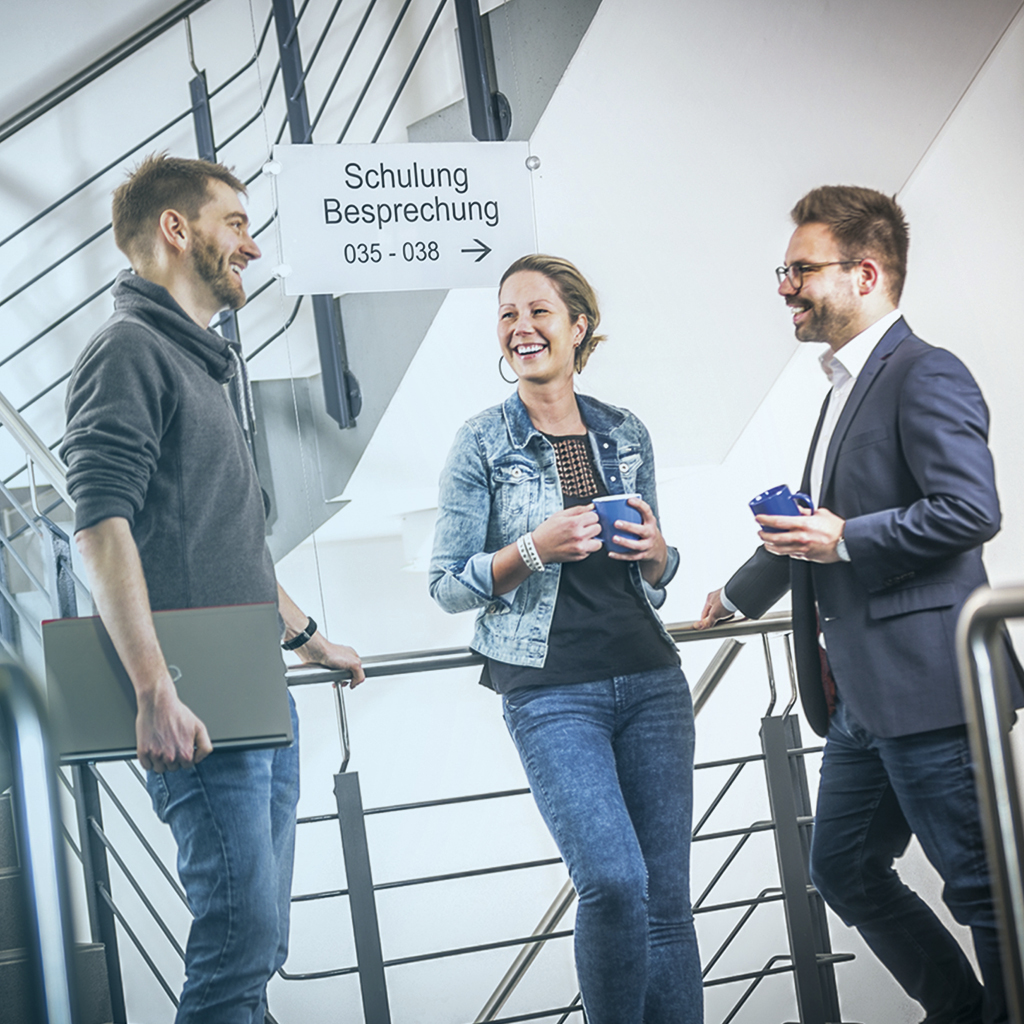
<box><xmin>493</xmin><ymin>456</ymin><xmax>541</xmax><ymax>528</ymax></box>
<box><xmin>614</xmin><ymin>450</ymin><xmax>643</xmax><ymax>491</ymax></box>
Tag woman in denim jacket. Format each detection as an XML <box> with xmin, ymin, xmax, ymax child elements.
<box><xmin>430</xmin><ymin>255</ymin><xmax>702</xmax><ymax>1023</ymax></box>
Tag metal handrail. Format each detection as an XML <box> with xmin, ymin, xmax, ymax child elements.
<box><xmin>956</xmin><ymin>583</ymin><xmax>1024</xmax><ymax>1023</ymax></box>
<box><xmin>0</xmin><ymin>391</ymin><xmax>74</xmax><ymax>508</ymax></box>
<box><xmin>284</xmin><ymin>611</ymin><xmax>794</xmax><ymax>688</ymax></box>
<box><xmin>285</xmin><ymin>612</ymin><xmax>790</xmax><ymax>781</ymax></box>
<box><xmin>0</xmin><ymin>659</ymin><xmax>78</xmax><ymax>1024</ymax></box>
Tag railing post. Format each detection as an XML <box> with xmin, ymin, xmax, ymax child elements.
<box><xmin>1</xmin><ymin>661</ymin><xmax>79</xmax><ymax>1024</ymax></box>
<box><xmin>334</xmin><ymin>771</ymin><xmax>391</xmax><ymax>1024</ymax></box>
<box><xmin>74</xmin><ymin>765</ymin><xmax>127</xmax><ymax>1023</ymax></box>
<box><xmin>453</xmin><ymin>0</ymin><xmax>510</xmax><ymax>140</ymax></box>
<box><xmin>760</xmin><ymin>715</ymin><xmax>838</xmax><ymax>1023</ymax></box>
<box><xmin>270</xmin><ymin>0</ymin><xmax>360</xmax><ymax>429</ymax></box>
<box><xmin>0</xmin><ymin>549</ymin><xmax>16</xmax><ymax>649</ymax></box>
<box><xmin>957</xmin><ymin>586</ymin><xmax>1024</xmax><ymax>1022</ymax></box>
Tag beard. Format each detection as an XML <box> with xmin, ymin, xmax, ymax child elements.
<box><xmin>791</xmin><ymin>287</ymin><xmax>859</xmax><ymax>347</ymax></box>
<box><xmin>191</xmin><ymin>230</ymin><xmax>246</xmax><ymax>311</ymax></box>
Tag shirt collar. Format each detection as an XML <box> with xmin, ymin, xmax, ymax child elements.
<box><xmin>819</xmin><ymin>308</ymin><xmax>902</xmax><ymax>385</ymax></box>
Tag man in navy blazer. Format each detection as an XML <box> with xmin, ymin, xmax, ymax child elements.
<box><xmin>699</xmin><ymin>186</ymin><xmax>1016</xmax><ymax>1023</ymax></box>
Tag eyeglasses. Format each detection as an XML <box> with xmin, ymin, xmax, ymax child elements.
<box><xmin>775</xmin><ymin>260</ymin><xmax>863</xmax><ymax>290</ymax></box>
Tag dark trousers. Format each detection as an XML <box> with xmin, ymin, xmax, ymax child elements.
<box><xmin>809</xmin><ymin>698</ymin><xmax>1004</xmax><ymax>1024</ymax></box>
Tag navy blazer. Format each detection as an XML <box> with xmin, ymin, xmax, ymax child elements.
<box><xmin>726</xmin><ymin>318</ymin><xmax>1016</xmax><ymax>738</ymax></box>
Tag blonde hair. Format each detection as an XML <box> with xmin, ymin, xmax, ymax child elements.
<box><xmin>500</xmin><ymin>254</ymin><xmax>606</xmax><ymax>372</ymax></box>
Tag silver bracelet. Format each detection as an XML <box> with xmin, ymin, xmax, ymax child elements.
<box><xmin>517</xmin><ymin>532</ymin><xmax>545</xmax><ymax>573</ymax></box>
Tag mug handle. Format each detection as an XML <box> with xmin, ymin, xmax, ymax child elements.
<box><xmin>793</xmin><ymin>491</ymin><xmax>815</xmax><ymax>513</ymax></box>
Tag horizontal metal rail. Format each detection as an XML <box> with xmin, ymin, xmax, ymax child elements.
<box><xmin>372</xmin><ymin>0</ymin><xmax>450</xmax><ymax>142</ymax></box>
<box><xmin>282</xmin><ymin>611</ymin><xmax>795</xmax><ymax>689</ymax></box>
<box><xmin>0</xmin><ymin>0</ymin><xmax>213</xmax><ymax>144</ymax></box>
<box><xmin>702</xmin><ymin>887</ymin><xmax>784</xmax><ymax>977</ymax></box>
<box><xmin>293</xmin><ymin>856</ymin><xmax>564</xmax><ymax>903</ymax></box>
<box><xmin>478</xmin><ymin>1006</ymin><xmax>582</xmax><ymax>1024</ymax></box>
<box><xmin>95</xmin><ymin>882</ymin><xmax>180</xmax><ymax>1007</ymax></box>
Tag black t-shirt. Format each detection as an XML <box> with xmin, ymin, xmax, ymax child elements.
<box><xmin>487</xmin><ymin>433</ymin><xmax>678</xmax><ymax>693</ymax></box>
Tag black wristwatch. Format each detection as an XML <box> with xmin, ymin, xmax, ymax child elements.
<box><xmin>282</xmin><ymin>616</ymin><xmax>317</xmax><ymax>650</ymax></box>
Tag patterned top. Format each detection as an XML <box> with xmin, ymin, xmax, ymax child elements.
<box><xmin>486</xmin><ymin>431</ymin><xmax>678</xmax><ymax>692</ymax></box>
<box><xmin>550</xmin><ymin>435</ymin><xmax>600</xmax><ymax>498</ymax></box>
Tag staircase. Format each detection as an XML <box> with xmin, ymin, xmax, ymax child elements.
<box><xmin>0</xmin><ymin>665</ymin><xmax>113</xmax><ymax>1024</ymax></box>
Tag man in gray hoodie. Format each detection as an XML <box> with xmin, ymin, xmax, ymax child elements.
<box><xmin>61</xmin><ymin>154</ymin><xmax>364</xmax><ymax>1023</ymax></box>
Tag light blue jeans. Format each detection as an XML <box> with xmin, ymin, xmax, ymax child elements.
<box><xmin>502</xmin><ymin>666</ymin><xmax>703</xmax><ymax>1023</ymax></box>
<box><xmin>146</xmin><ymin>694</ymin><xmax>299</xmax><ymax>1023</ymax></box>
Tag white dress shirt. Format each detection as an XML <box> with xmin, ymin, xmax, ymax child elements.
<box><xmin>720</xmin><ymin>309</ymin><xmax>903</xmax><ymax>614</ymax></box>
<box><xmin>808</xmin><ymin>308</ymin><xmax>902</xmax><ymax>506</ymax></box>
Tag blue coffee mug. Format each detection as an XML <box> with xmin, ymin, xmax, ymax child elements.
<box><xmin>749</xmin><ymin>485</ymin><xmax>814</xmax><ymax>532</ymax></box>
<box><xmin>593</xmin><ymin>493</ymin><xmax>642</xmax><ymax>553</ymax></box>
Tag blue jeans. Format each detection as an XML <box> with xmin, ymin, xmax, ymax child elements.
<box><xmin>502</xmin><ymin>666</ymin><xmax>703</xmax><ymax>1024</ymax></box>
<box><xmin>146</xmin><ymin>695</ymin><xmax>299</xmax><ymax>1023</ymax></box>
<box><xmin>810</xmin><ymin>698</ymin><xmax>1004</xmax><ymax>1023</ymax></box>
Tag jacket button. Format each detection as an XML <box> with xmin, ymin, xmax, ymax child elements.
<box><xmin>610</xmin><ymin>476</ymin><xmax>617</xmax><ymax>482</ymax></box>
<box><xmin>511</xmin><ymin>467</ymin><xmax>522</xmax><ymax>478</ymax></box>
<box><xmin>602</xmin><ymin>442</ymin><xmax>609</xmax><ymax>449</ymax></box>
<box><xmin>619</xmin><ymin>463</ymin><xmax>629</xmax><ymax>472</ymax></box>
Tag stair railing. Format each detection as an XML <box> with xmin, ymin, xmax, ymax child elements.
<box><xmin>957</xmin><ymin>584</ymin><xmax>1024</xmax><ymax>1023</ymax></box>
<box><xmin>0</xmin><ymin>657</ymin><xmax>79</xmax><ymax>1024</ymax></box>
<box><xmin>40</xmin><ymin>609</ymin><xmax>849</xmax><ymax>1024</ymax></box>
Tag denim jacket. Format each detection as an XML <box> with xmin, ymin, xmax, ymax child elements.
<box><xmin>429</xmin><ymin>391</ymin><xmax>680</xmax><ymax>668</ymax></box>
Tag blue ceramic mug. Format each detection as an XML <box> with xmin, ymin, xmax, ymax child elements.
<box><xmin>593</xmin><ymin>493</ymin><xmax>642</xmax><ymax>553</ymax></box>
<box><xmin>749</xmin><ymin>485</ymin><xmax>814</xmax><ymax>532</ymax></box>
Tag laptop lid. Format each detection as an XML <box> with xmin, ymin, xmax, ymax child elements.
<box><xmin>43</xmin><ymin>603</ymin><xmax>292</xmax><ymax>763</ymax></box>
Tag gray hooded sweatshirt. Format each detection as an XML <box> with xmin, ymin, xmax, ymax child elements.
<box><xmin>61</xmin><ymin>271</ymin><xmax>277</xmax><ymax>613</ymax></box>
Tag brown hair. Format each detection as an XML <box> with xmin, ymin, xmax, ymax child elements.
<box><xmin>500</xmin><ymin>254</ymin><xmax>607</xmax><ymax>372</ymax></box>
<box><xmin>112</xmin><ymin>153</ymin><xmax>246</xmax><ymax>267</ymax></box>
<box><xmin>791</xmin><ymin>186</ymin><xmax>909</xmax><ymax>302</ymax></box>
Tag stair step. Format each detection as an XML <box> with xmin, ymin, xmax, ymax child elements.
<box><xmin>0</xmin><ymin>942</ymin><xmax>112</xmax><ymax>1024</ymax></box>
<box><xmin>0</xmin><ymin>867</ymin><xmax>29</xmax><ymax>952</ymax></box>
<box><xmin>0</xmin><ymin>792</ymin><xmax>16</xmax><ymax>871</ymax></box>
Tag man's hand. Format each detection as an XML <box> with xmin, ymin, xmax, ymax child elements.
<box><xmin>294</xmin><ymin>634</ymin><xmax>366</xmax><ymax>688</ymax></box>
<box><xmin>695</xmin><ymin>588</ymin><xmax>736</xmax><ymax>630</ymax></box>
<box><xmin>757</xmin><ymin>506</ymin><xmax>846</xmax><ymax>563</ymax></box>
<box><xmin>277</xmin><ymin>583</ymin><xmax>365</xmax><ymax>687</ymax></box>
<box><xmin>76</xmin><ymin>517</ymin><xmax>213</xmax><ymax>772</ymax></box>
<box><xmin>136</xmin><ymin>680</ymin><xmax>213</xmax><ymax>772</ymax></box>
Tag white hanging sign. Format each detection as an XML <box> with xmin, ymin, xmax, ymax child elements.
<box><xmin>271</xmin><ymin>142</ymin><xmax>537</xmax><ymax>295</ymax></box>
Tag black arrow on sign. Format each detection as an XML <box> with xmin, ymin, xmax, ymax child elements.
<box><xmin>461</xmin><ymin>239</ymin><xmax>492</xmax><ymax>262</ymax></box>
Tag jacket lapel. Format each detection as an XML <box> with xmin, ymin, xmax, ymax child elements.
<box><xmin>818</xmin><ymin>317</ymin><xmax>911</xmax><ymax>501</ymax></box>
<box><xmin>801</xmin><ymin>394</ymin><xmax>831</xmax><ymax>493</ymax></box>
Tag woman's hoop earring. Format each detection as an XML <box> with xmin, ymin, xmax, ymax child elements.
<box><xmin>498</xmin><ymin>356</ymin><xmax>517</xmax><ymax>384</ymax></box>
